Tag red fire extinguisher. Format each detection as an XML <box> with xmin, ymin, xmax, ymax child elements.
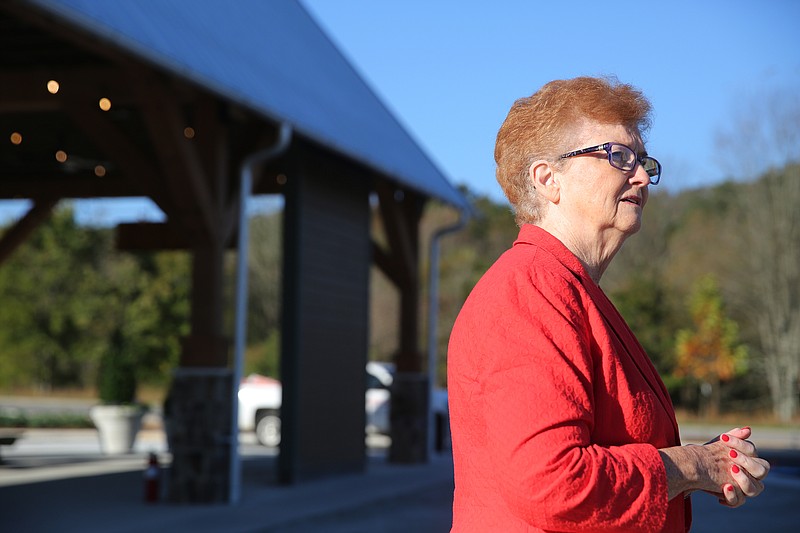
<box><xmin>144</xmin><ymin>452</ymin><xmax>161</xmax><ymax>503</ymax></box>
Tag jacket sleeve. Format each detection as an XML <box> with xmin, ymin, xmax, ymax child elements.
<box><xmin>477</xmin><ymin>268</ymin><xmax>670</xmax><ymax>531</ymax></box>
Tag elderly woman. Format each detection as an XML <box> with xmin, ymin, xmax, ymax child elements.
<box><xmin>447</xmin><ymin>77</ymin><xmax>770</xmax><ymax>532</ymax></box>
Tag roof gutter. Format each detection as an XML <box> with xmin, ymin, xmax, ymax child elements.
<box><xmin>230</xmin><ymin>122</ymin><xmax>292</xmax><ymax>504</ymax></box>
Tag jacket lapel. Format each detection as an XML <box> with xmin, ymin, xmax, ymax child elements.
<box><xmin>584</xmin><ymin>280</ymin><xmax>681</xmax><ymax>444</ymax></box>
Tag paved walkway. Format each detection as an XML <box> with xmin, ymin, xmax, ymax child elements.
<box><xmin>1</xmin><ymin>427</ymin><xmax>799</xmax><ymax>532</ymax></box>
<box><xmin>0</xmin><ymin>429</ymin><xmax>454</xmax><ymax>532</ymax></box>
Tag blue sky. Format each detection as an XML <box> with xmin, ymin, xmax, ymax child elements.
<box><xmin>2</xmin><ymin>0</ymin><xmax>798</xmax><ymax>225</ymax></box>
<box><xmin>302</xmin><ymin>0</ymin><xmax>800</xmax><ymax>200</ymax></box>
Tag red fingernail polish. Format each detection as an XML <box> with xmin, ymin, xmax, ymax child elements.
<box><xmin>730</xmin><ymin>450</ymin><xmax>738</xmax><ymax>458</ymax></box>
<box><xmin>721</xmin><ymin>434</ymin><xmax>730</xmax><ymax>442</ymax></box>
<box><xmin>725</xmin><ymin>484</ymin><xmax>734</xmax><ymax>492</ymax></box>
<box><xmin>732</xmin><ymin>465</ymin><xmax>740</xmax><ymax>474</ymax></box>
<box><xmin>743</xmin><ymin>426</ymin><xmax>751</xmax><ymax>430</ymax></box>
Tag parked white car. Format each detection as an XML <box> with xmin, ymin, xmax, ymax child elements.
<box><xmin>237</xmin><ymin>362</ymin><xmax>448</xmax><ymax>447</ymax></box>
<box><xmin>237</xmin><ymin>373</ymin><xmax>283</xmax><ymax>446</ymax></box>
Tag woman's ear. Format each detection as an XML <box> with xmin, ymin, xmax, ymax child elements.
<box><xmin>529</xmin><ymin>160</ymin><xmax>560</xmax><ymax>203</ymax></box>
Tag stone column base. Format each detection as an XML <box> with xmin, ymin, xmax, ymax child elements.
<box><xmin>164</xmin><ymin>368</ymin><xmax>233</xmax><ymax>503</ymax></box>
<box><xmin>388</xmin><ymin>372</ymin><xmax>430</xmax><ymax>464</ymax></box>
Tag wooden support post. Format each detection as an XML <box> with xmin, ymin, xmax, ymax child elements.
<box><xmin>374</xmin><ymin>183</ymin><xmax>430</xmax><ymax>464</ymax></box>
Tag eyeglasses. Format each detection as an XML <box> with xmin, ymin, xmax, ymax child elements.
<box><xmin>559</xmin><ymin>142</ymin><xmax>662</xmax><ymax>185</ymax></box>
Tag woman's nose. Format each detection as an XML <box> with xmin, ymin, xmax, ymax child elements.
<box><xmin>631</xmin><ymin>162</ymin><xmax>651</xmax><ymax>186</ymax></box>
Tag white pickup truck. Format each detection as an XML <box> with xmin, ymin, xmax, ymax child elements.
<box><xmin>237</xmin><ymin>362</ymin><xmax>448</xmax><ymax>447</ymax></box>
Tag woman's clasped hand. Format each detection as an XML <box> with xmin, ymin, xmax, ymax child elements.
<box><xmin>707</xmin><ymin>427</ymin><xmax>770</xmax><ymax>507</ymax></box>
<box><xmin>660</xmin><ymin>426</ymin><xmax>770</xmax><ymax>506</ymax></box>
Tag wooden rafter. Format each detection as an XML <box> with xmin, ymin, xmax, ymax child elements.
<box><xmin>61</xmin><ymin>92</ymin><xmax>171</xmax><ymax>213</ymax></box>
<box><xmin>375</xmin><ymin>180</ymin><xmax>416</xmax><ymax>284</ymax></box>
<box><xmin>128</xmin><ymin>67</ymin><xmax>218</xmax><ymax>242</ymax></box>
<box><xmin>194</xmin><ymin>95</ymin><xmax>226</xmax><ymax>213</ymax></box>
<box><xmin>372</xmin><ymin>241</ymin><xmax>402</xmax><ymax>286</ymax></box>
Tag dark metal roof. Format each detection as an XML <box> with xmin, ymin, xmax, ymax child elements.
<box><xmin>23</xmin><ymin>0</ymin><xmax>468</xmax><ymax>210</ymax></box>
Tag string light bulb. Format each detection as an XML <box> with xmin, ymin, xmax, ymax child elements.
<box><xmin>10</xmin><ymin>132</ymin><xmax>23</xmax><ymax>145</ymax></box>
<box><xmin>98</xmin><ymin>97</ymin><xmax>112</xmax><ymax>111</ymax></box>
<box><xmin>55</xmin><ymin>150</ymin><xmax>68</xmax><ymax>163</ymax></box>
<box><xmin>47</xmin><ymin>80</ymin><xmax>60</xmax><ymax>94</ymax></box>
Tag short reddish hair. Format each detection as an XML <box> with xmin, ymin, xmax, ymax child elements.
<box><xmin>494</xmin><ymin>76</ymin><xmax>653</xmax><ymax>225</ymax></box>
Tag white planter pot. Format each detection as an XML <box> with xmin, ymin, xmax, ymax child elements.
<box><xmin>90</xmin><ymin>405</ymin><xmax>145</xmax><ymax>455</ymax></box>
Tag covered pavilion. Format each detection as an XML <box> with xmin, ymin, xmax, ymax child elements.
<box><xmin>0</xmin><ymin>0</ymin><xmax>469</xmax><ymax>502</ymax></box>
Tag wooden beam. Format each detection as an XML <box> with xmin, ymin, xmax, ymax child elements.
<box><xmin>61</xmin><ymin>92</ymin><xmax>172</xmax><ymax>214</ymax></box>
<box><xmin>195</xmin><ymin>96</ymin><xmax>239</xmax><ymax>244</ymax></box>
<box><xmin>0</xmin><ymin>198</ymin><xmax>59</xmax><ymax>265</ymax></box>
<box><xmin>0</xmin><ymin>176</ymin><xmax>141</xmax><ymax>199</ymax></box>
<box><xmin>194</xmin><ymin>96</ymin><xmax>225</xmax><ymax>207</ymax></box>
<box><xmin>128</xmin><ymin>68</ymin><xmax>218</xmax><ymax>242</ymax></box>
<box><xmin>217</xmin><ymin>121</ymin><xmax>291</xmax><ymax>245</ymax></box>
<box><xmin>372</xmin><ymin>240</ymin><xmax>402</xmax><ymax>286</ymax></box>
<box><xmin>116</xmin><ymin>222</ymin><xmax>184</xmax><ymax>250</ymax></box>
<box><xmin>373</xmin><ymin>182</ymin><xmax>426</xmax><ymax>372</ymax></box>
<box><xmin>376</xmin><ymin>181</ymin><xmax>416</xmax><ymax>282</ymax></box>
<box><xmin>117</xmin><ymin>222</ymin><xmax>195</xmax><ymax>251</ymax></box>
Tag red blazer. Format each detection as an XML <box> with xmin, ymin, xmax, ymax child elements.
<box><xmin>448</xmin><ymin>225</ymin><xmax>690</xmax><ymax>532</ymax></box>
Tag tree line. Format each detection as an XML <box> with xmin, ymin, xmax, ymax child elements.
<box><xmin>0</xmin><ymin>207</ymin><xmax>190</xmax><ymax>396</ymax></box>
<box><xmin>425</xmin><ymin>164</ymin><xmax>799</xmax><ymax>423</ymax></box>
<box><xmin>0</xmin><ymin>162</ymin><xmax>797</xmax><ymax>422</ymax></box>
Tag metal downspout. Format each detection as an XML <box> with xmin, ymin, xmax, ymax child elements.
<box><xmin>230</xmin><ymin>123</ymin><xmax>292</xmax><ymax>504</ymax></box>
<box><xmin>426</xmin><ymin>207</ymin><xmax>470</xmax><ymax>457</ymax></box>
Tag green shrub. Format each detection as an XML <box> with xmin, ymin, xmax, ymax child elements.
<box><xmin>96</xmin><ymin>349</ymin><xmax>137</xmax><ymax>405</ymax></box>
<box><xmin>0</xmin><ymin>411</ymin><xmax>93</xmax><ymax>428</ymax></box>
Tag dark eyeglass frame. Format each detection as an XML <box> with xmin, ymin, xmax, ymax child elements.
<box><xmin>559</xmin><ymin>142</ymin><xmax>662</xmax><ymax>185</ymax></box>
